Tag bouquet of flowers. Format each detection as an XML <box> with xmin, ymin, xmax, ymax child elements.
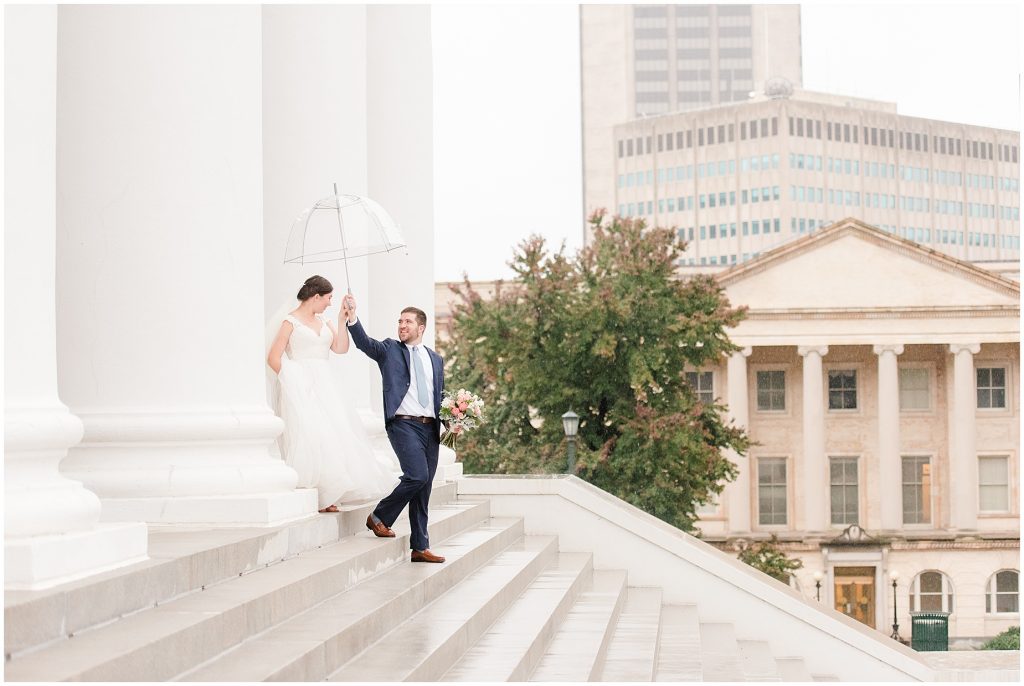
<box><xmin>439</xmin><ymin>388</ymin><xmax>484</xmax><ymax>450</ymax></box>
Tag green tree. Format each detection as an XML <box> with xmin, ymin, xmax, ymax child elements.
<box><xmin>736</xmin><ymin>535</ymin><xmax>804</xmax><ymax>583</ymax></box>
<box><xmin>440</xmin><ymin>211</ymin><xmax>749</xmax><ymax>532</ymax></box>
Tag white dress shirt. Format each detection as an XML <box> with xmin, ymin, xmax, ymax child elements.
<box><xmin>395</xmin><ymin>343</ymin><xmax>435</xmax><ymax>418</ymax></box>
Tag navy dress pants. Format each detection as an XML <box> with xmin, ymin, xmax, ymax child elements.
<box><xmin>373</xmin><ymin>418</ymin><xmax>439</xmax><ymax>551</ymax></box>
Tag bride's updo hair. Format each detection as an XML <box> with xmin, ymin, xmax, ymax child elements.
<box><xmin>297</xmin><ymin>275</ymin><xmax>333</xmax><ymax>301</ymax></box>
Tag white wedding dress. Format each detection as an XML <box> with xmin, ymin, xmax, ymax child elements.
<box><xmin>273</xmin><ymin>314</ymin><xmax>399</xmax><ymax>509</ymax></box>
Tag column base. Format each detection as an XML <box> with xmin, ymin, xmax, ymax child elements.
<box><xmin>5</xmin><ymin>522</ymin><xmax>149</xmax><ymax>591</ymax></box>
<box><xmin>98</xmin><ymin>489</ymin><xmax>317</xmax><ymax>527</ymax></box>
<box><xmin>436</xmin><ymin>445</ymin><xmax>462</xmax><ymax>483</ymax></box>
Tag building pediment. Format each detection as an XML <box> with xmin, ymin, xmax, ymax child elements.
<box><xmin>718</xmin><ymin>219</ymin><xmax>1019</xmax><ymax>313</ymax></box>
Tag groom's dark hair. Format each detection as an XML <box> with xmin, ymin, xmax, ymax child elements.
<box><xmin>402</xmin><ymin>306</ymin><xmax>427</xmax><ymax>328</ymax></box>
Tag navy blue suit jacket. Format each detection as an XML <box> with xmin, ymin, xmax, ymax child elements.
<box><xmin>348</xmin><ymin>319</ymin><xmax>444</xmax><ymax>422</ymax></box>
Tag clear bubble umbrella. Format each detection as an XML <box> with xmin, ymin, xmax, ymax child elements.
<box><xmin>283</xmin><ymin>184</ymin><xmax>406</xmax><ymax>292</ymax></box>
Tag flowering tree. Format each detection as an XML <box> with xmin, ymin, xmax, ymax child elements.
<box><xmin>440</xmin><ymin>211</ymin><xmax>749</xmax><ymax>532</ymax></box>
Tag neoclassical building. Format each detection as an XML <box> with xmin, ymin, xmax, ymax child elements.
<box><xmin>435</xmin><ymin>218</ymin><xmax>1020</xmax><ymax>647</ymax></box>
<box><xmin>693</xmin><ymin>218</ymin><xmax>1019</xmax><ymax>647</ymax></box>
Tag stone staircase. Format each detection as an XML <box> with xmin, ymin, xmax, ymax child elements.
<box><xmin>5</xmin><ymin>479</ymin><xmax>920</xmax><ymax>681</ymax></box>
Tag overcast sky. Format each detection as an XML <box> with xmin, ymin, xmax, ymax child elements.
<box><xmin>432</xmin><ymin>2</ymin><xmax>1021</xmax><ymax>282</ymax></box>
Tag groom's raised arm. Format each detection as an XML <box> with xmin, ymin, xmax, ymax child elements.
<box><xmin>347</xmin><ymin>318</ymin><xmax>387</xmax><ymax>363</ymax></box>
<box><xmin>344</xmin><ymin>294</ymin><xmax>387</xmax><ymax>362</ymax></box>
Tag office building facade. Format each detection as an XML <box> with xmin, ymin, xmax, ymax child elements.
<box><xmin>609</xmin><ymin>90</ymin><xmax>1020</xmax><ymax>265</ymax></box>
<box><xmin>581</xmin><ymin>4</ymin><xmax>803</xmax><ymax>238</ymax></box>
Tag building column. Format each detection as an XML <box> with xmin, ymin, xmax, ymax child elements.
<box><xmin>798</xmin><ymin>346</ymin><xmax>829</xmax><ymax>533</ymax></box>
<box><xmin>873</xmin><ymin>344</ymin><xmax>904</xmax><ymax>531</ymax></box>
<box><xmin>725</xmin><ymin>347</ymin><xmax>753</xmax><ymax>533</ymax></box>
<box><xmin>949</xmin><ymin>343</ymin><xmax>981</xmax><ymax>531</ymax></box>
<box><xmin>4</xmin><ymin>5</ymin><xmax>147</xmax><ymax>589</ymax></box>
<box><xmin>55</xmin><ymin>5</ymin><xmax>313</xmax><ymax>525</ymax></box>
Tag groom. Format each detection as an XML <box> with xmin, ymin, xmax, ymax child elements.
<box><xmin>344</xmin><ymin>294</ymin><xmax>446</xmax><ymax>563</ymax></box>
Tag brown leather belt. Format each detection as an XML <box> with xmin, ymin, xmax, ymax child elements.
<box><xmin>394</xmin><ymin>414</ymin><xmax>435</xmax><ymax>424</ymax></box>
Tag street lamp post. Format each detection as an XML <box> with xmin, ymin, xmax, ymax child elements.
<box><xmin>813</xmin><ymin>571</ymin><xmax>823</xmax><ymax>602</ymax></box>
<box><xmin>889</xmin><ymin>570</ymin><xmax>902</xmax><ymax>642</ymax></box>
<box><xmin>561</xmin><ymin>410</ymin><xmax>580</xmax><ymax>473</ymax></box>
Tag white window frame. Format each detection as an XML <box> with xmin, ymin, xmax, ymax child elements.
<box><xmin>986</xmin><ymin>569</ymin><xmax>1020</xmax><ymax>615</ymax></box>
<box><xmin>900</xmin><ymin>453</ymin><xmax>936</xmax><ymax>528</ymax></box>
<box><xmin>975</xmin><ymin>361</ymin><xmax>1012</xmax><ymax>414</ymax></box>
<box><xmin>827</xmin><ymin>455</ymin><xmax>861</xmax><ymax>528</ymax></box>
<box><xmin>824</xmin><ymin>363</ymin><xmax>864</xmax><ymax>415</ymax></box>
<box><xmin>898</xmin><ymin>362</ymin><xmax>935</xmax><ymax>413</ymax></box>
<box><xmin>685</xmin><ymin>368</ymin><xmax>717</xmax><ymax>405</ymax></box>
<box><xmin>696</xmin><ymin>491</ymin><xmax>722</xmax><ymax>519</ymax></box>
<box><xmin>910</xmin><ymin>570</ymin><xmax>955</xmax><ymax>613</ymax></box>
<box><xmin>977</xmin><ymin>453</ymin><xmax>1012</xmax><ymax>515</ymax></box>
<box><xmin>752</xmin><ymin>364</ymin><xmax>790</xmax><ymax>415</ymax></box>
<box><xmin>755</xmin><ymin>455</ymin><xmax>790</xmax><ymax>530</ymax></box>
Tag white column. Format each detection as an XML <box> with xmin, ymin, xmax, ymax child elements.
<box><xmin>55</xmin><ymin>5</ymin><xmax>313</xmax><ymax>525</ymax></box>
<box><xmin>949</xmin><ymin>343</ymin><xmax>981</xmax><ymax>531</ymax></box>
<box><xmin>366</xmin><ymin>5</ymin><xmax>435</xmax><ymax>346</ymax></box>
<box><xmin>4</xmin><ymin>5</ymin><xmax>147</xmax><ymax>589</ymax></box>
<box><xmin>799</xmin><ymin>346</ymin><xmax>829</xmax><ymax>533</ymax></box>
<box><xmin>873</xmin><ymin>344</ymin><xmax>904</xmax><ymax>531</ymax></box>
<box><xmin>262</xmin><ymin>4</ymin><xmax>374</xmax><ymax>412</ymax></box>
<box><xmin>725</xmin><ymin>347</ymin><xmax>753</xmax><ymax>533</ymax></box>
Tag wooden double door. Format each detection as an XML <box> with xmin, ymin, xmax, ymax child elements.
<box><xmin>833</xmin><ymin>566</ymin><xmax>876</xmax><ymax>628</ymax></box>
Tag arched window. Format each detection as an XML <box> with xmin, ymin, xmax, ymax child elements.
<box><xmin>986</xmin><ymin>570</ymin><xmax>1020</xmax><ymax>614</ymax></box>
<box><xmin>910</xmin><ymin>571</ymin><xmax>954</xmax><ymax>613</ymax></box>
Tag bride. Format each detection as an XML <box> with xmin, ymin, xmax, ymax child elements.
<box><xmin>267</xmin><ymin>275</ymin><xmax>399</xmax><ymax>513</ymax></box>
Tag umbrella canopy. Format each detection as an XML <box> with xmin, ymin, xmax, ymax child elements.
<box><xmin>283</xmin><ymin>193</ymin><xmax>406</xmax><ymax>265</ymax></box>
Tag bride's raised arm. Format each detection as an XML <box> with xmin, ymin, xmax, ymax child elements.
<box><xmin>329</xmin><ymin>298</ymin><xmax>352</xmax><ymax>355</ymax></box>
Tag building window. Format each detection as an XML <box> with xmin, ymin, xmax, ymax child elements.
<box><xmin>828</xmin><ymin>370</ymin><xmax>858</xmax><ymax>410</ymax></box>
<box><xmin>978</xmin><ymin>456</ymin><xmax>1010</xmax><ymax>513</ymax></box>
<box><xmin>829</xmin><ymin>457</ymin><xmax>859</xmax><ymax>525</ymax></box>
<box><xmin>758</xmin><ymin>458</ymin><xmax>788</xmax><ymax>525</ymax></box>
<box><xmin>986</xmin><ymin>570</ymin><xmax>1019</xmax><ymax>614</ymax></box>
<box><xmin>902</xmin><ymin>455</ymin><xmax>932</xmax><ymax>525</ymax></box>
<box><xmin>911</xmin><ymin>571</ymin><xmax>954</xmax><ymax>613</ymax></box>
<box><xmin>977</xmin><ymin>367</ymin><xmax>1007</xmax><ymax>409</ymax></box>
<box><xmin>756</xmin><ymin>370</ymin><xmax>786</xmax><ymax>411</ymax></box>
<box><xmin>899</xmin><ymin>367</ymin><xmax>930</xmax><ymax>410</ymax></box>
<box><xmin>685</xmin><ymin>371</ymin><xmax>714</xmax><ymax>403</ymax></box>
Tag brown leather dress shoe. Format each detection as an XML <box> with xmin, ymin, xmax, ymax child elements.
<box><xmin>366</xmin><ymin>515</ymin><xmax>395</xmax><ymax>538</ymax></box>
<box><xmin>411</xmin><ymin>549</ymin><xmax>445</xmax><ymax>563</ymax></box>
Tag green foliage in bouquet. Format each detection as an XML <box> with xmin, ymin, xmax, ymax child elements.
<box><xmin>439</xmin><ymin>211</ymin><xmax>750</xmax><ymax>532</ymax></box>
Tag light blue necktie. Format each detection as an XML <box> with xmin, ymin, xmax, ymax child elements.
<box><xmin>412</xmin><ymin>346</ymin><xmax>429</xmax><ymax>408</ymax></box>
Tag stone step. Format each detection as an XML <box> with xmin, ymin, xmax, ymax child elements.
<box><xmin>328</xmin><ymin>535</ymin><xmax>559</xmax><ymax>682</ymax></box>
<box><xmin>737</xmin><ymin>639</ymin><xmax>782</xmax><ymax>681</ymax></box>
<box><xmin>699</xmin><ymin>623</ymin><xmax>745</xmax><ymax>682</ymax></box>
<box><xmin>596</xmin><ymin>587</ymin><xmax>663</xmax><ymax>681</ymax></box>
<box><xmin>3</xmin><ymin>481</ymin><xmax>458</xmax><ymax>659</ymax></box>
<box><xmin>439</xmin><ymin>461</ymin><xmax>464</xmax><ymax>482</ymax></box>
<box><xmin>655</xmin><ymin>604</ymin><xmax>703</xmax><ymax>681</ymax></box>
<box><xmin>811</xmin><ymin>674</ymin><xmax>840</xmax><ymax>681</ymax></box>
<box><xmin>440</xmin><ymin>552</ymin><xmax>593</xmax><ymax>681</ymax></box>
<box><xmin>528</xmin><ymin>569</ymin><xmax>627</xmax><ymax>682</ymax></box>
<box><xmin>4</xmin><ymin>497</ymin><xmax>484</xmax><ymax>682</ymax></box>
<box><xmin>774</xmin><ymin>656</ymin><xmax>814</xmax><ymax>682</ymax></box>
<box><xmin>178</xmin><ymin>516</ymin><xmax>525</xmax><ymax>682</ymax></box>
